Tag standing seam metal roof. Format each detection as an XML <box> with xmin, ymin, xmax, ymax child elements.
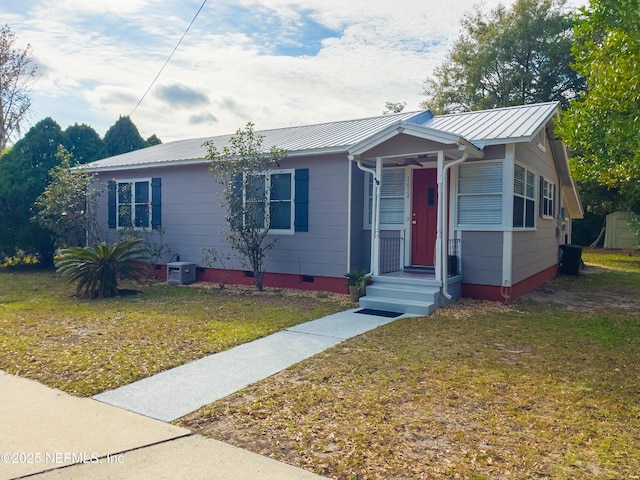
<box><xmin>424</xmin><ymin>102</ymin><xmax>558</xmax><ymax>147</ymax></box>
<box><xmin>83</xmin><ymin>102</ymin><xmax>559</xmax><ymax>171</ymax></box>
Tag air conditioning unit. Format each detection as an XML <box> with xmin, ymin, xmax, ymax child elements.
<box><xmin>167</xmin><ymin>262</ymin><xmax>196</xmax><ymax>285</ymax></box>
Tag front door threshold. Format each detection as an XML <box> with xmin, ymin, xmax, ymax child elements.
<box><xmin>403</xmin><ymin>265</ymin><xmax>435</xmax><ymax>274</ymax></box>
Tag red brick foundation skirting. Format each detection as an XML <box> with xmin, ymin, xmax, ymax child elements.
<box><xmin>149</xmin><ymin>265</ymin><xmax>348</xmax><ymax>294</ymax></box>
<box><xmin>462</xmin><ymin>264</ymin><xmax>558</xmax><ymax>303</ymax></box>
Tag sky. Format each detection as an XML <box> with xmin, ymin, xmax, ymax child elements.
<box><xmin>3</xmin><ymin>0</ymin><xmax>588</xmax><ymax>144</ymax></box>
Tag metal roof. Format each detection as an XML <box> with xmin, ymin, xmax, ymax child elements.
<box><xmin>83</xmin><ymin>111</ymin><xmax>421</xmax><ymax>171</ymax></box>
<box><xmin>83</xmin><ymin>102</ymin><xmax>560</xmax><ymax>172</ymax></box>
<box><xmin>424</xmin><ymin>102</ymin><xmax>559</xmax><ymax>147</ymax></box>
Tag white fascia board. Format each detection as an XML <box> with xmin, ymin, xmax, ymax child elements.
<box><xmin>349</xmin><ymin>121</ymin><xmax>481</xmax><ymax>157</ymax></box>
<box><xmin>81</xmin><ymin>147</ymin><xmax>350</xmax><ymax>174</ymax></box>
<box><xmin>82</xmin><ymin>158</ymin><xmax>208</xmax><ymax>173</ymax></box>
<box><xmin>562</xmin><ymin>180</ymin><xmax>584</xmax><ymax>220</ymax></box>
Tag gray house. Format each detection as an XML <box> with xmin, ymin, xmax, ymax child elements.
<box><xmin>83</xmin><ymin>102</ymin><xmax>583</xmax><ymax>314</ymax></box>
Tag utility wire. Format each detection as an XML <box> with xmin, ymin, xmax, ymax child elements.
<box><xmin>130</xmin><ymin>0</ymin><xmax>208</xmax><ymax>116</ymax></box>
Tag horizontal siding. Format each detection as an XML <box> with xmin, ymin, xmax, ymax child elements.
<box><xmin>363</xmin><ymin>134</ymin><xmax>456</xmax><ymax>159</ymax></box>
<box><xmin>480</xmin><ymin>144</ymin><xmax>506</xmax><ymax>161</ymax></box>
<box><xmin>512</xmin><ymin>229</ymin><xmax>559</xmax><ymax>284</ymax></box>
<box><xmin>511</xmin><ymin>140</ymin><xmax>561</xmax><ymax>284</ymax></box>
<box><xmin>461</xmin><ymin>231</ymin><xmax>503</xmax><ymax>286</ymax></box>
<box><xmin>94</xmin><ymin>155</ymin><xmax>351</xmax><ymax>278</ymax></box>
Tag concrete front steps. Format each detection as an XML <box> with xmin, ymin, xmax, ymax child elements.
<box><xmin>359</xmin><ymin>275</ymin><xmax>442</xmax><ymax>316</ymax></box>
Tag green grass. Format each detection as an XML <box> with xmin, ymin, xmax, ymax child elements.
<box><xmin>179</xmin><ymin>249</ymin><xmax>640</xmax><ymax>479</ymax></box>
<box><xmin>0</xmin><ymin>269</ymin><xmax>351</xmax><ymax>396</ymax></box>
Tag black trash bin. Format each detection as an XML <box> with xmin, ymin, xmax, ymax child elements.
<box><xmin>559</xmin><ymin>244</ymin><xmax>582</xmax><ymax>275</ymax></box>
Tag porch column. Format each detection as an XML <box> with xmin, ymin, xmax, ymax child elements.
<box><xmin>435</xmin><ymin>151</ymin><xmax>444</xmax><ymax>282</ymax></box>
<box><xmin>372</xmin><ymin>157</ymin><xmax>383</xmax><ymax>276</ymax></box>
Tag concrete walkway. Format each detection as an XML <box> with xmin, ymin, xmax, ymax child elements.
<box><xmin>1</xmin><ymin>308</ymin><xmax>408</xmax><ymax>480</ymax></box>
<box><xmin>93</xmin><ymin>309</ymin><xmax>404</xmax><ymax>421</ymax></box>
<box><xmin>0</xmin><ymin>371</ymin><xmax>325</xmax><ymax>480</ymax></box>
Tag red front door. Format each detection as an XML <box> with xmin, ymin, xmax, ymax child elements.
<box><xmin>411</xmin><ymin>169</ymin><xmax>437</xmax><ymax>266</ymax></box>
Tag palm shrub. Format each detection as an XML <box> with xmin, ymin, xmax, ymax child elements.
<box><xmin>55</xmin><ymin>238</ymin><xmax>150</xmax><ymax>298</ymax></box>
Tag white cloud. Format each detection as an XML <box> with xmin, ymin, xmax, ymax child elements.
<box><xmin>40</xmin><ymin>0</ymin><xmax>152</xmax><ymax>16</ymax></box>
<box><xmin>4</xmin><ymin>0</ymin><xmax>589</xmax><ymax>143</ymax></box>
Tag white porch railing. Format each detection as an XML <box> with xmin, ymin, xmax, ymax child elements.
<box><xmin>379</xmin><ymin>232</ymin><xmax>404</xmax><ymax>274</ymax></box>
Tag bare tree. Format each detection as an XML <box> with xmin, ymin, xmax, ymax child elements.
<box><xmin>0</xmin><ymin>24</ymin><xmax>38</xmax><ymax>151</ymax></box>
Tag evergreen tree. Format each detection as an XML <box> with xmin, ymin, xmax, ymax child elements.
<box><xmin>64</xmin><ymin>123</ymin><xmax>106</xmax><ymax>164</ymax></box>
<box><xmin>0</xmin><ymin>118</ymin><xmax>65</xmax><ymax>264</ymax></box>
<box><xmin>103</xmin><ymin>116</ymin><xmax>148</xmax><ymax>156</ymax></box>
<box><xmin>146</xmin><ymin>134</ymin><xmax>162</xmax><ymax>146</ymax></box>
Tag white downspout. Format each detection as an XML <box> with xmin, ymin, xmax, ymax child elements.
<box><xmin>346</xmin><ymin>158</ymin><xmax>352</xmax><ymax>274</ymax></box>
<box><xmin>373</xmin><ymin>157</ymin><xmax>382</xmax><ymax>276</ymax></box>
<box><xmin>440</xmin><ymin>151</ymin><xmax>469</xmax><ymax>300</ymax></box>
<box><xmin>354</xmin><ymin>158</ymin><xmax>379</xmax><ymax>277</ymax></box>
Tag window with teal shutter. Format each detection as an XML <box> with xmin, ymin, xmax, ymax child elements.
<box><xmin>109</xmin><ymin>178</ymin><xmax>161</xmax><ymax>230</ymax></box>
<box><xmin>241</xmin><ymin>169</ymin><xmax>307</xmax><ymax>234</ymax></box>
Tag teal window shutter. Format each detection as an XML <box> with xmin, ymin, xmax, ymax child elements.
<box><xmin>151</xmin><ymin>177</ymin><xmax>161</xmax><ymax>230</ymax></box>
<box><xmin>294</xmin><ymin>168</ymin><xmax>309</xmax><ymax>232</ymax></box>
<box><xmin>108</xmin><ymin>180</ymin><xmax>116</xmax><ymax>229</ymax></box>
<box><xmin>539</xmin><ymin>176</ymin><xmax>544</xmax><ymax>217</ymax></box>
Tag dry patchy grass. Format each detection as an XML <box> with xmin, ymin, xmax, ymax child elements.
<box><xmin>0</xmin><ymin>270</ymin><xmax>351</xmax><ymax>396</ymax></box>
<box><xmin>179</xmin><ymin>251</ymin><xmax>640</xmax><ymax>479</ymax></box>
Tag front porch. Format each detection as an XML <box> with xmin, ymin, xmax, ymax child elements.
<box><xmin>359</xmin><ymin>236</ymin><xmax>463</xmax><ymax>316</ymax></box>
<box><xmin>346</xmin><ymin>119</ymin><xmax>483</xmax><ymax>315</ymax></box>
<box><xmin>359</xmin><ymin>270</ymin><xmax>463</xmax><ymax>316</ymax></box>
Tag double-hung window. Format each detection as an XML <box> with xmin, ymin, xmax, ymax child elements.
<box><xmin>117</xmin><ymin>179</ymin><xmax>151</xmax><ymax>229</ymax></box>
<box><xmin>365</xmin><ymin>168</ymin><xmax>405</xmax><ymax>228</ymax></box>
<box><xmin>542</xmin><ymin>179</ymin><xmax>555</xmax><ymax>218</ymax></box>
<box><xmin>457</xmin><ymin>162</ymin><xmax>503</xmax><ymax>226</ymax></box>
<box><xmin>246</xmin><ymin>170</ymin><xmax>294</xmax><ymax>234</ymax></box>
<box><xmin>108</xmin><ymin>178</ymin><xmax>161</xmax><ymax>230</ymax></box>
<box><xmin>513</xmin><ymin>164</ymin><xmax>536</xmax><ymax>228</ymax></box>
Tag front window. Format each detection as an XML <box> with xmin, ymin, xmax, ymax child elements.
<box><xmin>117</xmin><ymin>180</ymin><xmax>151</xmax><ymax>229</ymax></box>
<box><xmin>513</xmin><ymin>164</ymin><xmax>536</xmax><ymax>228</ymax></box>
<box><xmin>366</xmin><ymin>168</ymin><xmax>406</xmax><ymax>228</ymax></box>
<box><xmin>246</xmin><ymin>170</ymin><xmax>294</xmax><ymax>233</ymax></box>
<box><xmin>457</xmin><ymin>162</ymin><xmax>503</xmax><ymax>226</ymax></box>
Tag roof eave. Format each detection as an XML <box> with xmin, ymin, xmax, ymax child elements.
<box><xmin>547</xmin><ymin>115</ymin><xmax>584</xmax><ymax>220</ymax></box>
<box><xmin>349</xmin><ymin>121</ymin><xmax>483</xmax><ymax>158</ymax></box>
<box><xmin>82</xmin><ymin>146</ymin><xmax>354</xmax><ymax>173</ymax></box>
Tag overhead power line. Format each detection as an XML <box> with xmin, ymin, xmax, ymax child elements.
<box><xmin>130</xmin><ymin>0</ymin><xmax>208</xmax><ymax>116</ymax></box>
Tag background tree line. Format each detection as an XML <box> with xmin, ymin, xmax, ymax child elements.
<box><xmin>0</xmin><ymin>114</ymin><xmax>160</xmax><ymax>265</ymax></box>
<box><xmin>421</xmin><ymin>0</ymin><xmax>639</xmax><ymax>247</ymax></box>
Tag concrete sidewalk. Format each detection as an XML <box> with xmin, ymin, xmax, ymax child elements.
<box><xmin>0</xmin><ymin>371</ymin><xmax>324</xmax><ymax>480</ymax></box>
<box><xmin>94</xmin><ymin>309</ymin><xmax>405</xmax><ymax>422</ymax></box>
<box><xmin>1</xmin><ymin>308</ymin><xmax>407</xmax><ymax>479</ymax></box>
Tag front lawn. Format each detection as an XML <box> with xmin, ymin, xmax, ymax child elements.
<box><xmin>0</xmin><ymin>270</ymin><xmax>351</xmax><ymax>396</ymax></box>
<box><xmin>179</xmin><ymin>250</ymin><xmax>640</xmax><ymax>479</ymax></box>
